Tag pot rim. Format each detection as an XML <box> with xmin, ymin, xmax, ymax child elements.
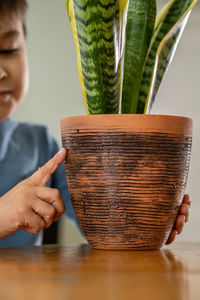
<box><xmin>61</xmin><ymin>114</ymin><xmax>193</xmax><ymax>135</ymax></box>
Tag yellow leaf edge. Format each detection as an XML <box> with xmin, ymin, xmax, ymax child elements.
<box><xmin>144</xmin><ymin>0</ymin><xmax>198</xmax><ymax>114</ymax></box>
<box><xmin>66</xmin><ymin>0</ymin><xmax>89</xmax><ymax>114</ymax></box>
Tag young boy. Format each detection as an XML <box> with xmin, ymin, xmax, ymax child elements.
<box><xmin>0</xmin><ymin>0</ymin><xmax>190</xmax><ymax>247</ymax></box>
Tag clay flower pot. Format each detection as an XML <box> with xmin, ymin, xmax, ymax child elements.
<box><xmin>61</xmin><ymin>115</ymin><xmax>192</xmax><ymax>250</ymax></box>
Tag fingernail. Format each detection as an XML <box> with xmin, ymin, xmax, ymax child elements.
<box><xmin>56</xmin><ymin>148</ymin><xmax>67</xmax><ymax>157</ymax></box>
<box><xmin>54</xmin><ymin>148</ymin><xmax>66</xmax><ymax>159</ymax></box>
<box><xmin>58</xmin><ymin>147</ymin><xmax>66</xmax><ymax>154</ymax></box>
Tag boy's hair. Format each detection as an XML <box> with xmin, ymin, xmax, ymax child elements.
<box><xmin>0</xmin><ymin>0</ymin><xmax>28</xmax><ymax>35</ymax></box>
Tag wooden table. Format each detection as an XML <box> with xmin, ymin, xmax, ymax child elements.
<box><xmin>0</xmin><ymin>243</ymin><xmax>199</xmax><ymax>300</ymax></box>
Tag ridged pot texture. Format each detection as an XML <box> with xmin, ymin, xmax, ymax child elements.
<box><xmin>61</xmin><ymin>115</ymin><xmax>192</xmax><ymax>250</ymax></box>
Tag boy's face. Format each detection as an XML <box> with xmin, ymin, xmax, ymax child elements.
<box><xmin>0</xmin><ymin>14</ymin><xmax>29</xmax><ymax>121</ymax></box>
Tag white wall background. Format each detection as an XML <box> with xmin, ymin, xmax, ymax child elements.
<box><xmin>13</xmin><ymin>0</ymin><xmax>200</xmax><ymax>244</ymax></box>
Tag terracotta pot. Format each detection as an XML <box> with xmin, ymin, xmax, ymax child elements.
<box><xmin>61</xmin><ymin>115</ymin><xmax>192</xmax><ymax>250</ymax></box>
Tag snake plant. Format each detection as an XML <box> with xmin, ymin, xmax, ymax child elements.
<box><xmin>66</xmin><ymin>0</ymin><xmax>197</xmax><ymax>114</ymax></box>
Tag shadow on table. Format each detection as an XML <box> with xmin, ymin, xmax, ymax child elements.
<box><xmin>68</xmin><ymin>245</ymin><xmax>189</xmax><ymax>300</ymax></box>
<box><xmin>0</xmin><ymin>244</ymin><xmax>189</xmax><ymax>300</ymax></box>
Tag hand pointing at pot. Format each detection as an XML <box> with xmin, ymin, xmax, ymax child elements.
<box><xmin>0</xmin><ymin>146</ymin><xmax>190</xmax><ymax>245</ymax></box>
<box><xmin>0</xmin><ymin>148</ymin><xmax>67</xmax><ymax>239</ymax></box>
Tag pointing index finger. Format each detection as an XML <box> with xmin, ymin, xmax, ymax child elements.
<box><xmin>29</xmin><ymin>148</ymin><xmax>67</xmax><ymax>186</ymax></box>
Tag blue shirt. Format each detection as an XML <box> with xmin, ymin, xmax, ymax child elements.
<box><xmin>0</xmin><ymin>118</ymin><xmax>78</xmax><ymax>248</ymax></box>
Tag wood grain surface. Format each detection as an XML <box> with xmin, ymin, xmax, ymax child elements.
<box><xmin>0</xmin><ymin>243</ymin><xmax>199</xmax><ymax>300</ymax></box>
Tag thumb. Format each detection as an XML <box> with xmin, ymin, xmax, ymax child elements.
<box><xmin>28</xmin><ymin>148</ymin><xmax>67</xmax><ymax>186</ymax></box>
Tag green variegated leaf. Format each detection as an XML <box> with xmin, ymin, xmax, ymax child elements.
<box><xmin>137</xmin><ymin>0</ymin><xmax>197</xmax><ymax>114</ymax></box>
<box><xmin>121</xmin><ymin>0</ymin><xmax>156</xmax><ymax>114</ymax></box>
<box><xmin>66</xmin><ymin>0</ymin><xmax>129</xmax><ymax>114</ymax></box>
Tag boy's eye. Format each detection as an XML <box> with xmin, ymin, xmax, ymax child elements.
<box><xmin>0</xmin><ymin>48</ymin><xmax>19</xmax><ymax>55</ymax></box>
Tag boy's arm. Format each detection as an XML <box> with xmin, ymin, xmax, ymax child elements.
<box><xmin>0</xmin><ymin>148</ymin><xmax>67</xmax><ymax>239</ymax></box>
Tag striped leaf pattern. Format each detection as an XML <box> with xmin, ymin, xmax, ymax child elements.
<box><xmin>137</xmin><ymin>0</ymin><xmax>197</xmax><ymax>114</ymax></box>
<box><xmin>146</xmin><ymin>15</ymin><xmax>192</xmax><ymax>113</ymax></box>
<box><xmin>122</xmin><ymin>0</ymin><xmax>156</xmax><ymax>114</ymax></box>
<box><xmin>67</xmin><ymin>0</ymin><xmax>129</xmax><ymax>114</ymax></box>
